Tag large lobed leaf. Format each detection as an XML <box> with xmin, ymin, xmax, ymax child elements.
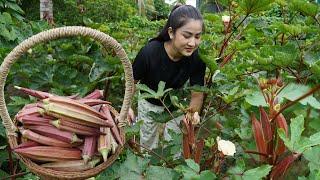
<box><xmin>278</xmin><ymin>115</ymin><xmax>320</xmax><ymax>153</ymax></box>
<box><xmin>118</xmin><ymin>151</ymin><xmax>150</xmax><ymax>180</ymax></box>
<box><xmin>277</xmin><ymin>83</ymin><xmax>320</xmax><ymax>109</ymax></box>
<box><xmin>245</xmin><ymin>84</ymin><xmax>320</xmax><ymax>109</ymax></box>
<box><xmin>239</xmin><ymin>0</ymin><xmax>274</xmax><ymax>14</ymax></box>
<box><xmin>145</xmin><ymin>166</ymin><xmax>179</xmax><ymax>180</ymax></box>
<box><xmin>242</xmin><ymin>165</ymin><xmax>272</xmax><ymax>180</ymax></box>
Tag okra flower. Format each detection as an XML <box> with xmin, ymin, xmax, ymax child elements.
<box><xmin>217</xmin><ymin>136</ymin><xmax>236</xmax><ymax>156</ymax></box>
<box><xmin>221</xmin><ymin>15</ymin><xmax>231</xmax><ymax>23</ymax></box>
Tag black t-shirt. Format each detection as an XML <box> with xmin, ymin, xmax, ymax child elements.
<box><xmin>133</xmin><ymin>40</ymin><xmax>206</xmax><ymax>105</ymax></box>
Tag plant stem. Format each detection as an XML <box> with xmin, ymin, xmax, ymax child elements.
<box><xmin>271</xmin><ymin>84</ymin><xmax>320</xmax><ymax>121</ymax></box>
<box><xmin>160</xmin><ymin>98</ymin><xmax>183</xmax><ymax>133</ymax></box>
<box><xmin>218</xmin><ymin>14</ymin><xmax>250</xmax><ymax>57</ymax></box>
<box><xmin>7</xmin><ymin>145</ymin><xmax>14</xmax><ymax>180</ymax></box>
<box><xmin>1</xmin><ymin>172</ymin><xmax>30</xmax><ymax>180</ymax></box>
<box><xmin>285</xmin><ymin>67</ymin><xmax>302</xmax><ymax>83</ymax></box>
<box><xmin>245</xmin><ymin>150</ymin><xmax>269</xmax><ymax>157</ymax></box>
<box><xmin>129</xmin><ymin>140</ymin><xmax>174</xmax><ymax>168</ymax></box>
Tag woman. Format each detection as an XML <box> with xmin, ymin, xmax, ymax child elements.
<box><xmin>132</xmin><ymin>4</ymin><xmax>206</xmax><ymax>150</ymax></box>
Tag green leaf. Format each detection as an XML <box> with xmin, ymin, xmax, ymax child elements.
<box><xmin>96</xmin><ymin>161</ymin><xmax>121</xmax><ymax>179</ymax></box>
<box><xmin>118</xmin><ymin>151</ymin><xmax>150</xmax><ymax>180</ymax></box>
<box><xmin>148</xmin><ymin>110</ymin><xmax>182</xmax><ymax>124</ymax></box>
<box><xmin>278</xmin><ymin>115</ymin><xmax>320</xmax><ymax>153</ymax></box>
<box><xmin>174</xmin><ymin>165</ymin><xmax>198</xmax><ymax>179</ymax></box>
<box><xmin>199</xmin><ymin>53</ymin><xmax>218</xmax><ymax>73</ymax></box>
<box><xmin>277</xmin><ymin>83</ymin><xmax>320</xmax><ymax>109</ymax></box>
<box><xmin>0</xmin><ymin>124</ymin><xmax>6</xmax><ymax>138</ymax></box>
<box><xmin>303</xmin><ymin>146</ymin><xmax>320</xmax><ymax>171</ymax></box>
<box><xmin>0</xmin><ymin>25</ymin><xmax>13</xmax><ymax>41</ymax></box>
<box><xmin>145</xmin><ymin>166</ymin><xmax>179</xmax><ymax>180</ymax></box>
<box><xmin>239</xmin><ymin>0</ymin><xmax>274</xmax><ymax>14</ymax></box>
<box><xmin>297</xmin><ymin>131</ymin><xmax>320</xmax><ymax>153</ymax></box>
<box><xmin>199</xmin><ymin>170</ymin><xmax>216</xmax><ymax>180</ymax></box>
<box><xmin>0</xmin><ymin>12</ymin><xmax>13</xmax><ymax>24</ymax></box>
<box><xmin>245</xmin><ymin>91</ymin><xmax>268</xmax><ymax>107</ymax></box>
<box><xmin>5</xmin><ymin>2</ymin><xmax>24</xmax><ymax>14</ymax></box>
<box><xmin>272</xmin><ymin>43</ymin><xmax>298</xmax><ymax>67</ymax></box>
<box><xmin>310</xmin><ymin>60</ymin><xmax>320</xmax><ymax>78</ymax></box>
<box><xmin>137</xmin><ymin>81</ymin><xmax>172</xmax><ymax>100</ymax></box>
<box><xmin>0</xmin><ymin>169</ymin><xmax>9</xmax><ymax>178</ymax></box>
<box><xmin>228</xmin><ymin>159</ymin><xmax>246</xmax><ymax>175</ymax></box>
<box><xmin>242</xmin><ymin>165</ymin><xmax>272</xmax><ymax>180</ymax></box>
<box><xmin>185</xmin><ymin>159</ymin><xmax>200</xmax><ymax>173</ymax></box>
<box><xmin>278</xmin><ymin>115</ymin><xmax>305</xmax><ymax>152</ymax></box>
<box><xmin>7</xmin><ymin>96</ymin><xmax>31</xmax><ymax>106</ymax></box>
<box><xmin>290</xmin><ymin>0</ymin><xmax>319</xmax><ymax>17</ymax></box>
<box><xmin>278</xmin><ymin>128</ymin><xmax>292</xmax><ymax>150</ymax></box>
<box><xmin>0</xmin><ymin>150</ymin><xmax>8</xmax><ymax>167</ymax></box>
<box><xmin>290</xmin><ymin>115</ymin><xmax>305</xmax><ymax>149</ymax></box>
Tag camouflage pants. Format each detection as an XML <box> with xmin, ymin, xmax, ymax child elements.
<box><xmin>138</xmin><ymin>99</ymin><xmax>183</xmax><ymax>150</ymax></box>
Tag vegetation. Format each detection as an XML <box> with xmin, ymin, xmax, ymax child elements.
<box><xmin>0</xmin><ymin>0</ymin><xmax>320</xmax><ymax>179</ymax></box>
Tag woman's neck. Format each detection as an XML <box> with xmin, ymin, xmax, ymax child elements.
<box><xmin>164</xmin><ymin>41</ymin><xmax>182</xmax><ymax>61</ymax></box>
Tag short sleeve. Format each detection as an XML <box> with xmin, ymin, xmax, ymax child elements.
<box><xmin>132</xmin><ymin>46</ymin><xmax>148</xmax><ymax>81</ymax></box>
<box><xmin>190</xmin><ymin>50</ymin><xmax>206</xmax><ymax>86</ymax></box>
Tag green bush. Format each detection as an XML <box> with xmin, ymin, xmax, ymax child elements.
<box><xmin>21</xmin><ymin>0</ymin><xmax>137</xmax><ymax>25</ymax></box>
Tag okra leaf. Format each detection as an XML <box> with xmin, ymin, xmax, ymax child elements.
<box><xmin>118</xmin><ymin>150</ymin><xmax>149</xmax><ymax>180</ymax></box>
<box><xmin>278</xmin><ymin>115</ymin><xmax>320</xmax><ymax>153</ymax></box>
<box><xmin>136</xmin><ymin>83</ymin><xmax>157</xmax><ymax>95</ymax></box>
<box><xmin>228</xmin><ymin>159</ymin><xmax>246</xmax><ymax>175</ymax></box>
<box><xmin>175</xmin><ymin>159</ymin><xmax>201</xmax><ymax>179</ymax></box>
<box><xmin>185</xmin><ymin>159</ymin><xmax>200</xmax><ymax>173</ymax></box>
<box><xmin>0</xmin><ymin>169</ymin><xmax>9</xmax><ymax>178</ymax></box>
<box><xmin>0</xmin><ymin>124</ymin><xmax>6</xmax><ymax>138</ymax></box>
<box><xmin>145</xmin><ymin>166</ymin><xmax>179</xmax><ymax>180</ymax></box>
<box><xmin>96</xmin><ymin>161</ymin><xmax>121</xmax><ymax>179</ymax></box>
<box><xmin>303</xmin><ymin>146</ymin><xmax>320</xmax><ymax>172</ymax></box>
<box><xmin>242</xmin><ymin>165</ymin><xmax>272</xmax><ymax>180</ymax></box>
<box><xmin>199</xmin><ymin>170</ymin><xmax>216</xmax><ymax>180</ymax></box>
<box><xmin>290</xmin><ymin>115</ymin><xmax>305</xmax><ymax>149</ymax></box>
<box><xmin>137</xmin><ymin>81</ymin><xmax>173</xmax><ymax>100</ymax></box>
<box><xmin>245</xmin><ymin>91</ymin><xmax>268</xmax><ymax>107</ymax></box>
<box><xmin>239</xmin><ymin>0</ymin><xmax>273</xmax><ymax>14</ymax></box>
<box><xmin>296</xmin><ymin>131</ymin><xmax>320</xmax><ymax>153</ymax></box>
<box><xmin>174</xmin><ymin>164</ymin><xmax>198</xmax><ymax>180</ymax></box>
<box><xmin>277</xmin><ymin>83</ymin><xmax>320</xmax><ymax>109</ymax></box>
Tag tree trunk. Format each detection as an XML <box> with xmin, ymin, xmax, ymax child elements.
<box><xmin>137</xmin><ymin>0</ymin><xmax>146</xmax><ymax>16</ymax></box>
<box><xmin>40</xmin><ymin>0</ymin><xmax>54</xmax><ymax>24</ymax></box>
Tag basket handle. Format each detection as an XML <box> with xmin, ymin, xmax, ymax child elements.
<box><xmin>0</xmin><ymin>26</ymin><xmax>134</xmax><ymax>135</ymax></box>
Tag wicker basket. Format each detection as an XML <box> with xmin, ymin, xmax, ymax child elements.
<box><xmin>0</xmin><ymin>26</ymin><xmax>134</xmax><ymax>179</ymax></box>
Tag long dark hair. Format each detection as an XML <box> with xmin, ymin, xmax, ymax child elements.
<box><xmin>150</xmin><ymin>4</ymin><xmax>204</xmax><ymax>42</ymax></box>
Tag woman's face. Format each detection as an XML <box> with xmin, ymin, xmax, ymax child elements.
<box><xmin>169</xmin><ymin>19</ymin><xmax>203</xmax><ymax>57</ymax></box>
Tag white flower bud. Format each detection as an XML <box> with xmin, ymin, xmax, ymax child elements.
<box><xmin>217</xmin><ymin>136</ymin><xmax>236</xmax><ymax>156</ymax></box>
<box><xmin>192</xmin><ymin>111</ymin><xmax>200</xmax><ymax>125</ymax></box>
<box><xmin>222</xmin><ymin>15</ymin><xmax>231</xmax><ymax>23</ymax></box>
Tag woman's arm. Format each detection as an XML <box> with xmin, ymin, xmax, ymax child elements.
<box><xmin>188</xmin><ymin>91</ymin><xmax>204</xmax><ymax>113</ymax></box>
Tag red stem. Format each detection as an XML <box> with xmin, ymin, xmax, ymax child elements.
<box><xmin>218</xmin><ymin>14</ymin><xmax>250</xmax><ymax>57</ymax></box>
<box><xmin>7</xmin><ymin>145</ymin><xmax>14</xmax><ymax>180</ymax></box>
<box><xmin>245</xmin><ymin>150</ymin><xmax>269</xmax><ymax>157</ymax></box>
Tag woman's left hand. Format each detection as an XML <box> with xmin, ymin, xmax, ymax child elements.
<box><xmin>185</xmin><ymin>111</ymin><xmax>200</xmax><ymax>125</ymax></box>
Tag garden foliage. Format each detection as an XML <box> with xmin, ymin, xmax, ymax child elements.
<box><xmin>0</xmin><ymin>0</ymin><xmax>320</xmax><ymax>179</ymax></box>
